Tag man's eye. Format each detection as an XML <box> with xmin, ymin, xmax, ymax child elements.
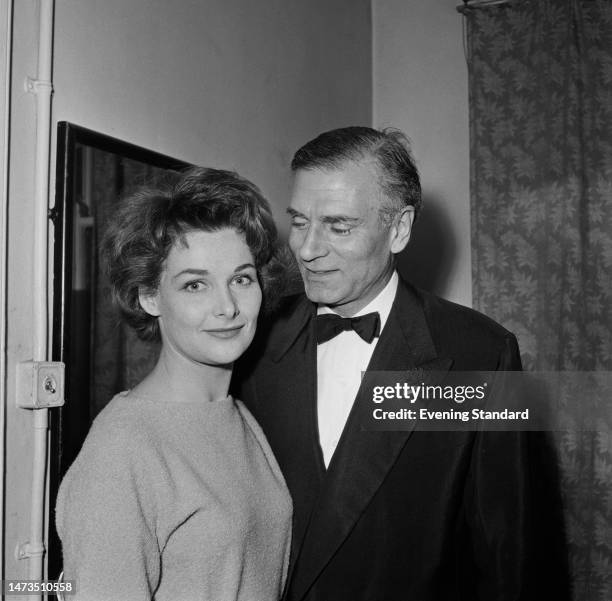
<box><xmin>233</xmin><ymin>274</ymin><xmax>254</xmax><ymax>287</ymax></box>
<box><xmin>291</xmin><ymin>219</ymin><xmax>308</xmax><ymax>229</ymax></box>
<box><xmin>331</xmin><ymin>226</ymin><xmax>352</xmax><ymax>235</ymax></box>
<box><xmin>184</xmin><ymin>281</ymin><xmax>206</xmax><ymax>292</ymax></box>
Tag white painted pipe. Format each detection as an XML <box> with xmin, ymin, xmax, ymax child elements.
<box><xmin>33</xmin><ymin>0</ymin><xmax>53</xmax><ymax>361</ymax></box>
<box><xmin>0</xmin><ymin>0</ymin><xmax>14</xmax><ymax>583</ymax></box>
<box><xmin>27</xmin><ymin>0</ymin><xmax>54</xmax><ymax>597</ymax></box>
<box><xmin>27</xmin><ymin>409</ymin><xmax>49</xmax><ymax>590</ymax></box>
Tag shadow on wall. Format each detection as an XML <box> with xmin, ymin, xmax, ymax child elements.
<box><xmin>396</xmin><ymin>194</ymin><xmax>458</xmax><ymax>297</ymax></box>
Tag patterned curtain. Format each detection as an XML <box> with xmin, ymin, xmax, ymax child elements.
<box><xmin>466</xmin><ymin>1</ymin><xmax>612</xmax><ymax>599</ymax></box>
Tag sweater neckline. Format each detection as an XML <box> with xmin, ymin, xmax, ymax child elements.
<box><xmin>119</xmin><ymin>390</ymin><xmax>235</xmax><ymax>407</ymax></box>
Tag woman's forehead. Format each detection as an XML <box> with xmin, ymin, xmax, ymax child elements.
<box><xmin>164</xmin><ymin>229</ymin><xmax>253</xmax><ymax>272</ymax></box>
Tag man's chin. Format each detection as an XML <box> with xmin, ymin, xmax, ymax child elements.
<box><xmin>303</xmin><ymin>284</ymin><xmax>340</xmax><ymax>306</ymax></box>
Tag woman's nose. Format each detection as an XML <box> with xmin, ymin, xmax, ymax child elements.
<box><xmin>214</xmin><ymin>286</ymin><xmax>239</xmax><ymax>318</ymax></box>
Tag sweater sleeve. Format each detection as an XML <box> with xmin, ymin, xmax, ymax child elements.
<box><xmin>55</xmin><ymin>422</ymin><xmax>160</xmax><ymax>601</ymax></box>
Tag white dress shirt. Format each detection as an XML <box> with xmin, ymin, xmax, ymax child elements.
<box><xmin>316</xmin><ymin>271</ymin><xmax>398</xmax><ymax>467</ymax></box>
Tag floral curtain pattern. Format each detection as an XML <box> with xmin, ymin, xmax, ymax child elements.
<box><xmin>466</xmin><ymin>1</ymin><xmax>612</xmax><ymax>599</ymax></box>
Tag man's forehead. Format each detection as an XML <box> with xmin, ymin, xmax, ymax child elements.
<box><xmin>288</xmin><ymin>189</ymin><xmax>370</xmax><ymax>218</ymax></box>
<box><xmin>289</xmin><ymin>161</ymin><xmax>381</xmax><ymax>213</ymax></box>
<box><xmin>293</xmin><ymin>158</ymin><xmax>378</xmax><ymax>186</ymax></box>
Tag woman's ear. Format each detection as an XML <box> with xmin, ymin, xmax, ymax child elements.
<box><xmin>138</xmin><ymin>287</ymin><xmax>161</xmax><ymax>317</ymax></box>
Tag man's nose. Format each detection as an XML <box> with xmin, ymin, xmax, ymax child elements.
<box><xmin>297</xmin><ymin>224</ymin><xmax>327</xmax><ymax>262</ymax></box>
<box><xmin>213</xmin><ymin>285</ymin><xmax>239</xmax><ymax>318</ymax></box>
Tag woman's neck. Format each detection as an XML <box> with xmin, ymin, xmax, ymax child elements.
<box><xmin>134</xmin><ymin>346</ymin><xmax>233</xmax><ymax>404</ymax></box>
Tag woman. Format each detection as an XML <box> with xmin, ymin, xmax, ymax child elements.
<box><xmin>55</xmin><ymin>167</ymin><xmax>292</xmax><ymax>601</ymax></box>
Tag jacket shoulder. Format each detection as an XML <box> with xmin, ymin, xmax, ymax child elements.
<box><xmin>421</xmin><ymin>290</ymin><xmax>514</xmax><ymax>340</ymax></box>
<box><xmin>412</xmin><ymin>286</ymin><xmax>521</xmax><ymax>369</ymax></box>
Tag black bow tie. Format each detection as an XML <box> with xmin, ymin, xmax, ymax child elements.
<box><xmin>315</xmin><ymin>312</ymin><xmax>381</xmax><ymax>345</ymax></box>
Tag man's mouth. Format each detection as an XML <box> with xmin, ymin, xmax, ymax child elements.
<box><xmin>303</xmin><ymin>267</ymin><xmax>338</xmax><ymax>276</ymax></box>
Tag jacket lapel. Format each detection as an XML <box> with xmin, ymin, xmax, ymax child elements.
<box><xmin>268</xmin><ymin>295</ymin><xmax>314</xmax><ymax>364</ymax></box>
<box><xmin>265</xmin><ymin>298</ymin><xmax>328</xmax><ymax>567</ymax></box>
<box><xmin>289</xmin><ymin>279</ymin><xmax>453</xmax><ymax>600</ymax></box>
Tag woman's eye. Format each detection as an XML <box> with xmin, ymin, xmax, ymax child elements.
<box><xmin>233</xmin><ymin>274</ymin><xmax>254</xmax><ymax>287</ymax></box>
<box><xmin>184</xmin><ymin>281</ymin><xmax>206</xmax><ymax>292</ymax></box>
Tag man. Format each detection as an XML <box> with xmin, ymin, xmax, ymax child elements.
<box><xmin>234</xmin><ymin>127</ymin><xmax>565</xmax><ymax>600</ymax></box>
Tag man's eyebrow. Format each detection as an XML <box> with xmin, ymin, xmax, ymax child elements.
<box><xmin>287</xmin><ymin>208</ymin><xmax>360</xmax><ymax>224</ymax></box>
<box><xmin>321</xmin><ymin>215</ymin><xmax>361</xmax><ymax>224</ymax></box>
<box><xmin>287</xmin><ymin>207</ymin><xmax>305</xmax><ymax>218</ymax></box>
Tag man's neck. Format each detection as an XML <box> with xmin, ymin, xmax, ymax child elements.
<box><xmin>318</xmin><ymin>269</ymin><xmax>397</xmax><ymax>317</ymax></box>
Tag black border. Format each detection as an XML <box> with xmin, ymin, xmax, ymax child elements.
<box><xmin>49</xmin><ymin>122</ymin><xmax>190</xmax><ymax>578</ymax></box>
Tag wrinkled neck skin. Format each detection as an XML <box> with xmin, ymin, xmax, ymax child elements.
<box><xmin>327</xmin><ymin>260</ymin><xmax>395</xmax><ymax>317</ymax></box>
<box><xmin>133</xmin><ymin>342</ymin><xmax>233</xmax><ymax>404</ymax></box>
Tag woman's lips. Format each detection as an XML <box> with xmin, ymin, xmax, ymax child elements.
<box><xmin>204</xmin><ymin>326</ymin><xmax>244</xmax><ymax>339</ymax></box>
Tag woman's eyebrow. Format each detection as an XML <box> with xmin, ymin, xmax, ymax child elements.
<box><xmin>172</xmin><ymin>268</ymin><xmax>209</xmax><ymax>280</ymax></box>
<box><xmin>172</xmin><ymin>264</ymin><xmax>256</xmax><ymax>280</ymax></box>
<box><xmin>234</xmin><ymin>263</ymin><xmax>256</xmax><ymax>272</ymax></box>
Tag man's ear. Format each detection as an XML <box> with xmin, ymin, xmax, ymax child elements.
<box><xmin>138</xmin><ymin>287</ymin><xmax>161</xmax><ymax>317</ymax></box>
<box><xmin>390</xmin><ymin>206</ymin><xmax>415</xmax><ymax>254</ymax></box>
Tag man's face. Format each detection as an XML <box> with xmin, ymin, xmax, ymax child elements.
<box><xmin>288</xmin><ymin>159</ymin><xmax>412</xmax><ymax>317</ymax></box>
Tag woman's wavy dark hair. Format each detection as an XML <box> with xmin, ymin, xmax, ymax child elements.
<box><xmin>101</xmin><ymin>166</ymin><xmax>287</xmax><ymax>341</ymax></box>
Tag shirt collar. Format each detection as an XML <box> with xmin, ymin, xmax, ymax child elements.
<box><xmin>317</xmin><ymin>271</ymin><xmax>398</xmax><ymax>331</ymax></box>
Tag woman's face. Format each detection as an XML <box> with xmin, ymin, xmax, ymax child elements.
<box><xmin>140</xmin><ymin>228</ymin><xmax>262</xmax><ymax>367</ymax></box>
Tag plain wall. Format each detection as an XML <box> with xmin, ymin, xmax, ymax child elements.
<box><xmin>4</xmin><ymin>0</ymin><xmax>371</xmax><ymax>578</ymax></box>
<box><xmin>53</xmin><ymin>0</ymin><xmax>372</xmax><ymax>236</ymax></box>
<box><xmin>373</xmin><ymin>0</ymin><xmax>471</xmax><ymax>306</ymax></box>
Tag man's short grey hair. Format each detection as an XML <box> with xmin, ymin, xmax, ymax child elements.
<box><xmin>290</xmin><ymin>126</ymin><xmax>422</xmax><ymax>223</ymax></box>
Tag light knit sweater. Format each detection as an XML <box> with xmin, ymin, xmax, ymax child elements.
<box><xmin>55</xmin><ymin>391</ymin><xmax>292</xmax><ymax>601</ymax></box>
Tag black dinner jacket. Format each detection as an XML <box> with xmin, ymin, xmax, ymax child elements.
<box><xmin>233</xmin><ymin>277</ymin><xmax>567</xmax><ymax>601</ymax></box>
